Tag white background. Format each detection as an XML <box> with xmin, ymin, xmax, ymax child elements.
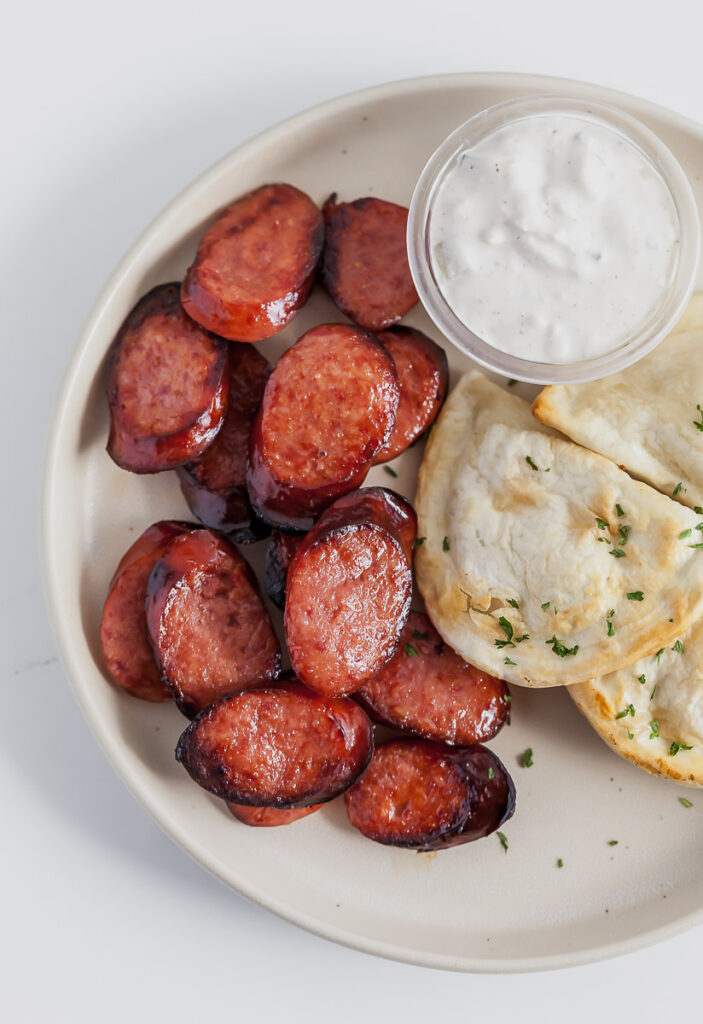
<box><xmin>4</xmin><ymin>1</ymin><xmax>703</xmax><ymax>1020</ymax></box>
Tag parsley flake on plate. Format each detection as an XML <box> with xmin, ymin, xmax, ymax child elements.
<box><xmin>673</xmin><ymin>482</ymin><xmax>684</xmax><ymax>497</ymax></box>
<box><xmin>615</xmin><ymin>704</ymin><xmax>635</xmax><ymax>720</ymax></box>
<box><xmin>595</xmin><ymin>517</ymin><xmax>608</xmax><ymax>530</ymax></box>
<box><xmin>638</xmin><ymin>674</ymin><xmax>646</xmax><ymax>685</ymax></box>
<box><xmin>609</xmin><ymin>548</ymin><xmax>626</xmax><ymax>558</ymax></box>
<box><xmin>649</xmin><ymin>719</ymin><xmax>660</xmax><ymax>739</ymax></box>
<box><xmin>680</xmin><ymin>797</ymin><xmax>693</xmax><ymax>808</ymax></box>
<box><xmin>679</xmin><ymin>529</ymin><xmax>692</xmax><ymax>539</ymax></box>
<box><xmin>672</xmin><ymin>640</ymin><xmax>685</xmax><ymax>654</ymax></box>
<box><xmin>404</xmin><ymin>643</ymin><xmax>418</xmax><ymax>657</ymax></box>
<box><xmin>504</xmin><ymin>657</ymin><xmax>516</xmax><ymax>666</ymax></box>
<box><xmin>525</xmin><ymin>455</ymin><xmax>540</xmax><ymax>471</ymax></box>
<box><xmin>627</xmin><ymin>591</ymin><xmax>644</xmax><ymax>601</ymax></box>
<box><xmin>608</xmin><ymin>840</ymin><xmax>618</xmax><ymax>846</ymax></box>
<box><xmin>694</xmin><ymin>404</ymin><xmax>703</xmax><ymax>431</ymax></box>
<box><xmin>413</xmin><ymin>536</ymin><xmax>425</xmax><ymax>548</ymax></box>
<box><xmin>384</xmin><ymin>466</ymin><xmax>398</xmax><ymax>478</ymax></box>
<box><xmin>497</xmin><ymin>831</ymin><xmax>509</xmax><ymax>852</ymax></box>
<box><xmin>412</xmin><ymin>629</ymin><xmax>429</xmax><ymax>641</ymax></box>
<box><xmin>615</xmin><ymin>503</ymin><xmax>625</xmax><ymax>517</ymax></box>
<box><xmin>442</xmin><ymin>535</ymin><xmax>450</xmax><ymax>551</ymax></box>
<box><xmin>670</xmin><ymin>741</ymin><xmax>693</xmax><ymax>756</ymax></box>
<box><xmin>545</xmin><ymin>635</ymin><xmax>579</xmax><ymax>657</ymax></box>
<box><xmin>506</xmin><ymin>598</ymin><xmax>519</xmax><ymax>609</ymax></box>
<box><xmin>520</xmin><ymin>748</ymin><xmax>534</xmax><ymax>768</ymax></box>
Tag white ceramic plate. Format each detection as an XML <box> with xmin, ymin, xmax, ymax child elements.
<box><xmin>42</xmin><ymin>72</ymin><xmax>703</xmax><ymax>973</ymax></box>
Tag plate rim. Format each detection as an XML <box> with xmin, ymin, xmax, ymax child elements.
<box><xmin>41</xmin><ymin>70</ymin><xmax>703</xmax><ymax>974</ymax></box>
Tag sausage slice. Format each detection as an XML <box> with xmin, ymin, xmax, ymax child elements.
<box><xmin>264</xmin><ymin>530</ymin><xmax>304</xmax><ymax>609</ymax></box>
<box><xmin>247</xmin><ymin>324</ymin><xmax>400</xmax><ymax>531</ymax></box>
<box><xmin>322</xmin><ymin>195</ymin><xmax>418</xmax><ymax>331</ymax></box>
<box><xmin>107</xmin><ymin>283</ymin><xmax>229</xmax><ymax>473</ymax></box>
<box><xmin>227</xmin><ymin>802</ymin><xmax>322</xmax><ymax>827</ymax></box>
<box><xmin>177</xmin><ymin>343</ymin><xmax>271</xmax><ymax>543</ymax></box>
<box><xmin>100</xmin><ymin>520</ymin><xmax>192</xmax><ymax>701</ymax></box>
<box><xmin>357</xmin><ymin>612</ymin><xmax>511</xmax><ymax>744</ymax></box>
<box><xmin>372</xmin><ymin>327</ymin><xmax>448</xmax><ymax>463</ymax></box>
<box><xmin>146</xmin><ymin>529</ymin><xmax>281</xmax><ymax>716</ymax></box>
<box><xmin>344</xmin><ymin>740</ymin><xmax>516</xmax><ymax>850</ymax></box>
<box><xmin>181</xmin><ymin>183</ymin><xmax>323</xmax><ymax>342</ymax></box>
<box><xmin>176</xmin><ymin>681</ymin><xmax>373</xmax><ymax>807</ymax></box>
<box><xmin>285</xmin><ymin>487</ymin><xmax>416</xmax><ymax>696</ymax></box>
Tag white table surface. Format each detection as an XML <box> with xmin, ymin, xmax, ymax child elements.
<box><xmin>5</xmin><ymin>1</ymin><xmax>703</xmax><ymax>1019</ymax></box>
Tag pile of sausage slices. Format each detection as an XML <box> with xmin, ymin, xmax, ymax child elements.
<box><xmin>100</xmin><ymin>183</ymin><xmax>516</xmax><ymax>850</ymax></box>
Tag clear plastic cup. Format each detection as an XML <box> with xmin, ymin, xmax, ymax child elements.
<box><xmin>407</xmin><ymin>94</ymin><xmax>701</xmax><ymax>384</ymax></box>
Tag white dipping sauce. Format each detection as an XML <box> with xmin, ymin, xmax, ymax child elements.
<box><xmin>429</xmin><ymin>113</ymin><xmax>680</xmax><ymax>363</ymax></box>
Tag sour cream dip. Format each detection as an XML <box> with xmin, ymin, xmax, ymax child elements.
<box><xmin>428</xmin><ymin>112</ymin><xmax>680</xmax><ymax>364</ymax></box>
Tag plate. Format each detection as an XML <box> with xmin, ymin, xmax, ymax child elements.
<box><xmin>42</xmin><ymin>72</ymin><xmax>703</xmax><ymax>973</ymax></box>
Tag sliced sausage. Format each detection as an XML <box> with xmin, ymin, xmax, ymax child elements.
<box><xmin>285</xmin><ymin>487</ymin><xmax>416</xmax><ymax>696</ymax></box>
<box><xmin>264</xmin><ymin>530</ymin><xmax>303</xmax><ymax>609</ymax></box>
<box><xmin>146</xmin><ymin>529</ymin><xmax>281</xmax><ymax>716</ymax></box>
<box><xmin>100</xmin><ymin>520</ymin><xmax>193</xmax><ymax>701</ymax></box>
<box><xmin>372</xmin><ymin>327</ymin><xmax>448</xmax><ymax>463</ymax></box>
<box><xmin>177</xmin><ymin>343</ymin><xmax>271</xmax><ymax>543</ymax></box>
<box><xmin>181</xmin><ymin>183</ymin><xmax>323</xmax><ymax>342</ymax></box>
<box><xmin>227</xmin><ymin>802</ymin><xmax>322</xmax><ymax>827</ymax></box>
<box><xmin>107</xmin><ymin>283</ymin><xmax>229</xmax><ymax>473</ymax></box>
<box><xmin>344</xmin><ymin>740</ymin><xmax>516</xmax><ymax>850</ymax></box>
<box><xmin>357</xmin><ymin>612</ymin><xmax>511</xmax><ymax>744</ymax></box>
<box><xmin>321</xmin><ymin>195</ymin><xmax>418</xmax><ymax>331</ymax></box>
<box><xmin>175</xmin><ymin>681</ymin><xmax>373</xmax><ymax>807</ymax></box>
<box><xmin>247</xmin><ymin>324</ymin><xmax>400</xmax><ymax>531</ymax></box>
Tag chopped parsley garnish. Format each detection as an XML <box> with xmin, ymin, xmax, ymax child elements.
<box><xmin>649</xmin><ymin>720</ymin><xmax>660</xmax><ymax>739</ymax></box>
<box><xmin>525</xmin><ymin>455</ymin><xmax>540</xmax><ymax>471</ymax></box>
<box><xmin>615</xmin><ymin>503</ymin><xmax>625</xmax><ymax>517</ymax></box>
<box><xmin>488</xmin><ymin>767</ymin><xmax>495</xmax><ymax>779</ymax></box>
<box><xmin>506</xmin><ymin>598</ymin><xmax>519</xmax><ymax>609</ymax></box>
<box><xmin>695</xmin><ymin>507</ymin><xmax>703</xmax><ymax>515</ymax></box>
<box><xmin>595</xmin><ymin>517</ymin><xmax>608</xmax><ymax>530</ymax></box>
<box><xmin>615</xmin><ymin>704</ymin><xmax>635</xmax><ymax>719</ymax></box>
<box><xmin>672</xmin><ymin>640</ymin><xmax>685</xmax><ymax>654</ymax></box>
<box><xmin>412</xmin><ymin>629</ymin><xmax>429</xmax><ymax>641</ymax></box>
<box><xmin>689</xmin><ymin>543</ymin><xmax>703</xmax><ymax>549</ymax></box>
<box><xmin>521</xmin><ymin>748</ymin><xmax>534</xmax><ymax>768</ymax></box>
<box><xmin>502</xmin><ymin>694</ymin><xmax>512</xmax><ymax>702</ymax></box>
<box><xmin>608</xmin><ymin>840</ymin><xmax>618</xmax><ymax>846</ymax></box>
<box><xmin>498</xmin><ymin>617</ymin><xmax>514</xmax><ymax>642</ymax></box>
<box><xmin>495</xmin><ymin>617</ymin><xmax>528</xmax><ymax>648</ymax></box>
<box><xmin>673</xmin><ymin>482</ymin><xmax>683</xmax><ymax>497</ymax></box>
<box><xmin>413</xmin><ymin>536</ymin><xmax>425</xmax><ymax>548</ymax></box>
<box><xmin>627</xmin><ymin>591</ymin><xmax>644</xmax><ymax>601</ymax></box>
<box><xmin>541</xmin><ymin>601</ymin><xmax>550</xmax><ymax>611</ymax></box>
<box><xmin>504</xmin><ymin>657</ymin><xmax>516</xmax><ymax>666</ymax></box>
<box><xmin>694</xmin><ymin>404</ymin><xmax>703</xmax><ymax>431</ymax></box>
<box><xmin>606</xmin><ymin>618</ymin><xmax>615</xmax><ymax>637</ymax></box>
<box><xmin>607</xmin><ymin>609</ymin><xmax>615</xmax><ymax>618</ymax></box>
<box><xmin>557</xmin><ymin>858</ymin><xmax>564</xmax><ymax>868</ymax></box>
<box><xmin>679</xmin><ymin>529</ymin><xmax>692</xmax><ymax>539</ymax></box>
<box><xmin>656</xmin><ymin>648</ymin><xmax>665</xmax><ymax>664</ymax></box>
<box><xmin>627</xmin><ymin>730</ymin><xmax>634</xmax><ymax>740</ymax></box>
<box><xmin>670</xmin><ymin>741</ymin><xmax>693</xmax><ymax>757</ymax></box>
<box><xmin>384</xmin><ymin>466</ymin><xmax>398</xmax><ymax>478</ymax></box>
<box><xmin>609</xmin><ymin>548</ymin><xmax>626</xmax><ymax>558</ymax></box>
<box><xmin>597</xmin><ymin>537</ymin><xmax>612</xmax><ymax>544</ymax></box>
<box><xmin>679</xmin><ymin>797</ymin><xmax>693</xmax><ymax>808</ymax></box>
<box><xmin>497</xmin><ymin>831</ymin><xmax>509</xmax><ymax>852</ymax></box>
<box><xmin>617</xmin><ymin>525</ymin><xmax>631</xmax><ymax>546</ymax></box>
<box><xmin>442</xmin><ymin>536</ymin><xmax>450</xmax><ymax>551</ymax></box>
<box><xmin>638</xmin><ymin>674</ymin><xmax>646</xmax><ymax>686</ymax></box>
<box><xmin>650</xmin><ymin>686</ymin><xmax>657</xmax><ymax>702</ymax></box>
<box><xmin>545</xmin><ymin>635</ymin><xmax>579</xmax><ymax>657</ymax></box>
<box><xmin>404</xmin><ymin>643</ymin><xmax>418</xmax><ymax>657</ymax></box>
<box><xmin>507</xmin><ymin>379</ymin><xmax>517</xmax><ymax>387</ymax></box>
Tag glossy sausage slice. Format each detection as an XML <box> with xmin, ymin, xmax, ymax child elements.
<box><xmin>264</xmin><ymin>530</ymin><xmax>304</xmax><ymax>609</ymax></box>
<box><xmin>357</xmin><ymin>612</ymin><xmax>511</xmax><ymax>744</ymax></box>
<box><xmin>247</xmin><ymin>324</ymin><xmax>399</xmax><ymax>531</ymax></box>
<box><xmin>107</xmin><ymin>283</ymin><xmax>229</xmax><ymax>473</ymax></box>
<box><xmin>285</xmin><ymin>487</ymin><xmax>416</xmax><ymax>696</ymax></box>
<box><xmin>372</xmin><ymin>327</ymin><xmax>448</xmax><ymax>463</ymax></box>
<box><xmin>177</xmin><ymin>343</ymin><xmax>271</xmax><ymax>543</ymax></box>
<box><xmin>181</xmin><ymin>183</ymin><xmax>323</xmax><ymax>342</ymax></box>
<box><xmin>100</xmin><ymin>520</ymin><xmax>193</xmax><ymax>701</ymax></box>
<box><xmin>344</xmin><ymin>740</ymin><xmax>516</xmax><ymax>850</ymax></box>
<box><xmin>146</xmin><ymin>529</ymin><xmax>281</xmax><ymax>716</ymax></box>
<box><xmin>227</xmin><ymin>802</ymin><xmax>322</xmax><ymax>827</ymax></box>
<box><xmin>176</xmin><ymin>681</ymin><xmax>373</xmax><ymax>807</ymax></box>
<box><xmin>321</xmin><ymin>195</ymin><xmax>418</xmax><ymax>331</ymax></box>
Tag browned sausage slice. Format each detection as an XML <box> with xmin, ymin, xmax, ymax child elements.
<box><xmin>322</xmin><ymin>195</ymin><xmax>418</xmax><ymax>331</ymax></box>
<box><xmin>227</xmin><ymin>802</ymin><xmax>322</xmax><ymax>827</ymax></box>
<box><xmin>146</xmin><ymin>529</ymin><xmax>281</xmax><ymax>716</ymax></box>
<box><xmin>285</xmin><ymin>488</ymin><xmax>416</xmax><ymax>696</ymax></box>
<box><xmin>175</xmin><ymin>681</ymin><xmax>373</xmax><ymax>807</ymax></box>
<box><xmin>372</xmin><ymin>327</ymin><xmax>448</xmax><ymax>463</ymax></box>
<box><xmin>344</xmin><ymin>740</ymin><xmax>515</xmax><ymax>850</ymax></box>
<box><xmin>264</xmin><ymin>530</ymin><xmax>303</xmax><ymax>609</ymax></box>
<box><xmin>100</xmin><ymin>520</ymin><xmax>193</xmax><ymax>701</ymax></box>
<box><xmin>247</xmin><ymin>324</ymin><xmax>399</xmax><ymax>531</ymax></box>
<box><xmin>107</xmin><ymin>283</ymin><xmax>229</xmax><ymax>473</ymax></box>
<box><xmin>357</xmin><ymin>612</ymin><xmax>511</xmax><ymax>744</ymax></box>
<box><xmin>181</xmin><ymin>184</ymin><xmax>323</xmax><ymax>342</ymax></box>
<box><xmin>177</xmin><ymin>343</ymin><xmax>271</xmax><ymax>543</ymax></box>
